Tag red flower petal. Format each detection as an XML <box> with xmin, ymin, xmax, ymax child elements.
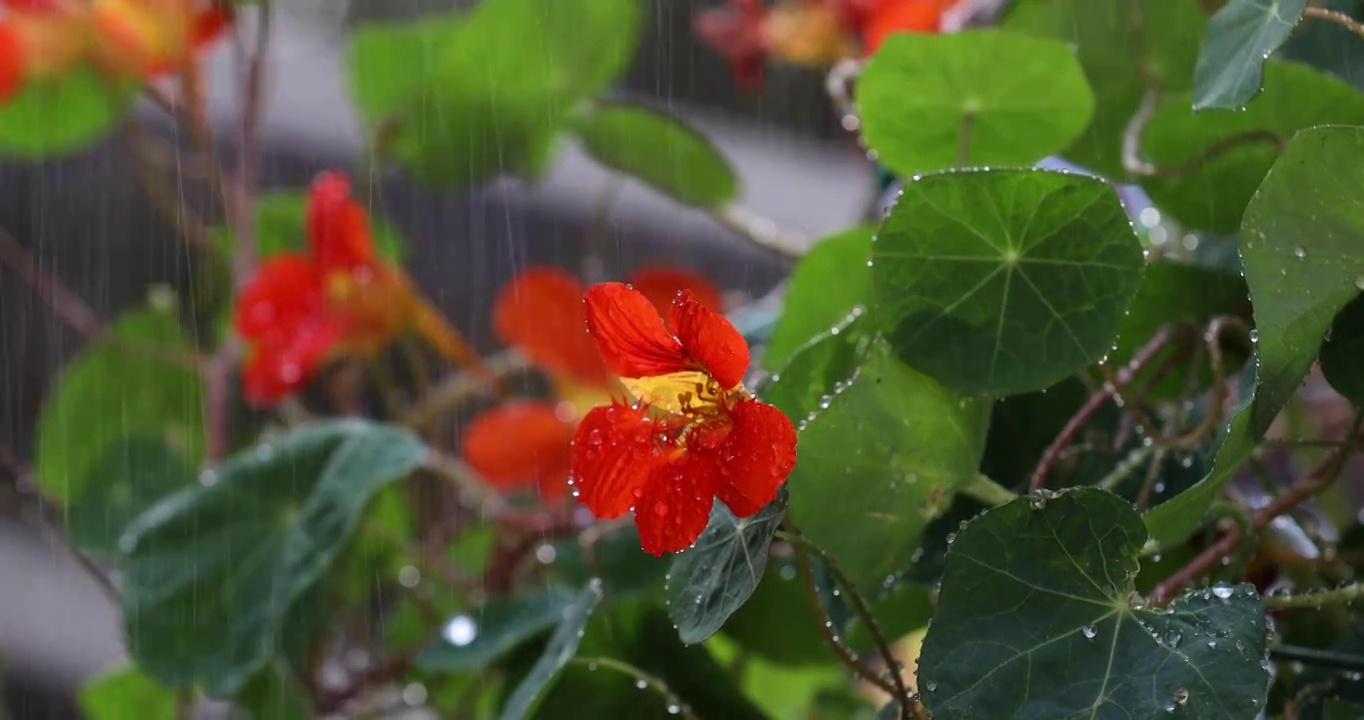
<box><xmin>634</xmin><ymin>455</ymin><xmax>715</xmax><ymax>556</ymax></box>
<box><xmin>693</xmin><ymin>0</ymin><xmax>768</xmax><ymax>91</ymax></box>
<box><xmin>570</xmin><ymin>402</ymin><xmax>660</xmax><ymax>519</ymax></box>
<box><xmin>461</xmin><ymin>401</ymin><xmax>574</xmax><ymax>500</ymax></box>
<box><xmin>584</xmin><ymin>282</ymin><xmax>690</xmax><ymax>379</ymax></box>
<box><xmin>627</xmin><ymin>267</ymin><xmax>725</xmax><ymax>330</ymax></box>
<box><xmin>307</xmin><ymin>171</ymin><xmax>376</xmax><ymax>272</ymax></box>
<box><xmin>0</xmin><ymin>22</ymin><xmax>26</xmax><ymax>102</ymax></box>
<box><xmin>1</xmin><ymin>0</ymin><xmax>63</xmax><ymax>14</ymax></box>
<box><xmin>192</xmin><ymin>4</ymin><xmax>231</xmax><ymax>49</ymax></box>
<box><xmin>861</xmin><ymin>0</ymin><xmax>951</xmax><ymax>55</ymax></box>
<box><xmin>704</xmin><ymin>398</ymin><xmax>797</xmax><ymax>517</ymax></box>
<box><xmin>494</xmin><ymin>268</ymin><xmax>613</xmax><ymax>386</ymax></box>
<box><xmin>234</xmin><ymin>254</ymin><xmax>326</xmax><ymax>344</ymax></box>
<box><xmin>671</xmin><ymin>289</ymin><xmax>749</xmax><ymax>389</ymax></box>
<box><xmin>241</xmin><ymin>314</ymin><xmax>346</xmax><ymax>405</ymax></box>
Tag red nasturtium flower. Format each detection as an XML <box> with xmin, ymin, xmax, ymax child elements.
<box><xmin>234</xmin><ymin>171</ymin><xmax>486</xmax><ymax>405</ymax></box>
<box><xmin>460</xmin><ymin>267</ymin><xmax>724</xmax><ymax>501</ymax></box>
<box><xmin>568</xmin><ymin>282</ymin><xmax>798</xmax><ymax>556</ymax></box>
<box><xmin>0</xmin><ymin>0</ymin><xmax>230</xmax><ymax>101</ymax></box>
<box><xmin>694</xmin><ymin>0</ymin><xmax>959</xmax><ymax>91</ymax></box>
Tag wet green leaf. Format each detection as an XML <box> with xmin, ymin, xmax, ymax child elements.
<box><xmin>500</xmin><ymin>580</ymin><xmax>605</xmax><ymax>720</ymax></box>
<box><xmin>871</xmin><ymin>169</ymin><xmax>1145</xmax><ymax>396</ymax></box>
<box><xmin>78</xmin><ymin>664</ymin><xmax>175</xmax><ymax>720</ymax></box>
<box><xmin>35</xmin><ymin>303</ymin><xmax>202</xmax><ymax>504</ymax></box>
<box><xmin>546</xmin><ymin>524</ymin><xmax>669</xmax><ymax>600</ymax></box>
<box><xmin>857</xmin><ymin>30</ymin><xmax>1094</xmax><ymax>175</ymax></box>
<box><xmin>573</xmin><ymin>102</ymin><xmax>736</xmax><ymax>208</ymax></box>
<box><xmin>761</xmin><ymin>312</ymin><xmax>870</xmax><ymax>422</ymax></box>
<box><xmin>1193</xmin><ymin>0</ymin><xmax>1308</xmax><ymax>109</ymax></box>
<box><xmin>763</xmin><ymin>226</ymin><xmax>873</xmax><ymax>372</ymax></box>
<box><xmin>121</xmin><ymin>420</ymin><xmax>427</xmax><ymax>694</ymax></box>
<box><xmin>919</xmin><ymin>487</ymin><xmax>1269</xmax><ymax>719</ymax></box>
<box><xmin>417</xmin><ymin>589</ymin><xmax>577</xmax><ymax>673</ymax></box>
<box><xmin>236</xmin><ymin>662</ymin><xmax>312</xmax><ymax>720</ymax></box>
<box><xmin>1140</xmin><ymin>61</ymin><xmax>1364</xmax><ymax>234</ymax></box>
<box><xmin>347</xmin><ymin>0</ymin><xmax>639</xmax><ymax>187</ymax></box>
<box><xmin>67</xmin><ymin>436</ymin><xmax>193</xmax><ymax>554</ymax></box>
<box><xmin>0</xmin><ymin>70</ymin><xmax>133</xmax><ymax>156</ymax></box>
<box><xmin>1321</xmin><ymin>294</ymin><xmax>1364</xmax><ymax>408</ymax></box>
<box><xmin>1002</xmin><ymin>0</ymin><xmax>1206</xmax><ymax>178</ymax></box>
<box><xmin>666</xmin><ymin>487</ymin><xmax>788</xmax><ymax>645</ymax></box>
<box><xmin>789</xmin><ymin>339</ymin><xmax>991</xmax><ymax>591</ymax></box>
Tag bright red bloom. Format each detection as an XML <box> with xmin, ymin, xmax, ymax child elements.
<box><xmin>694</xmin><ymin>0</ymin><xmax>958</xmax><ymax>91</ymax></box>
<box><xmin>570</xmin><ymin>283</ymin><xmax>797</xmax><ymax>556</ymax></box>
<box><xmin>234</xmin><ymin>171</ymin><xmax>485</xmax><ymax>405</ymax></box>
<box><xmin>0</xmin><ymin>0</ymin><xmax>229</xmax><ymax>102</ymax></box>
<box><xmin>461</xmin><ymin>267</ymin><xmax>724</xmax><ymax>500</ymax></box>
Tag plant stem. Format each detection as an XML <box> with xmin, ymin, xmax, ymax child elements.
<box><xmin>1265</xmin><ymin>581</ymin><xmax>1364</xmax><ymax>609</ymax></box>
<box><xmin>710</xmin><ymin>205</ymin><xmax>806</xmax><ymax>259</ymax></box>
<box><xmin>403</xmin><ymin>349</ymin><xmax>531</xmax><ymax>430</ymax></box>
<box><xmin>1150</xmin><ymin>417</ymin><xmax>1363</xmax><ymax>603</ymax></box>
<box><xmin>572</xmin><ymin>656</ymin><xmax>697</xmax><ymax>719</ymax></box>
<box><xmin>960</xmin><ymin>473</ymin><xmax>1016</xmax><ymax>506</ymax></box>
<box><xmin>1304</xmin><ymin>6</ymin><xmax>1364</xmax><ymax>41</ymax></box>
<box><xmin>1271</xmin><ymin>643</ymin><xmax>1364</xmax><ymax>673</ymax></box>
<box><xmin>779</xmin><ymin>529</ymin><xmax>918</xmax><ymax>719</ymax></box>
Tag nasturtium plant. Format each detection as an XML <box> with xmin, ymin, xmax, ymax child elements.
<box><xmin>18</xmin><ymin>0</ymin><xmax>1364</xmax><ymax>716</ymax></box>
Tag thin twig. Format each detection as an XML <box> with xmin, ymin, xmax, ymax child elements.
<box><xmin>1150</xmin><ymin>417</ymin><xmax>1363</xmax><ymax>603</ymax></box>
<box><xmin>403</xmin><ymin>349</ymin><xmax>531</xmax><ymax>430</ymax></box>
<box><xmin>780</xmin><ymin>529</ymin><xmax>918</xmax><ymax>719</ymax></box>
<box><xmin>1265</xmin><ymin>581</ymin><xmax>1364</xmax><ymax>609</ymax></box>
<box><xmin>572</xmin><ymin>657</ymin><xmax>697</xmax><ymax>718</ymax></box>
<box><xmin>1304</xmin><ymin>6</ymin><xmax>1364</xmax><ymax>41</ymax></box>
<box><xmin>1271</xmin><ymin>644</ymin><xmax>1364</xmax><ymax>673</ymax></box>
<box><xmin>825</xmin><ymin>58</ymin><xmax>864</xmax><ymax>129</ymax></box>
<box><xmin>1283</xmin><ymin>678</ymin><xmax>1338</xmax><ymax>720</ymax></box>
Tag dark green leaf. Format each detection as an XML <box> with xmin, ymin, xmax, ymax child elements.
<box><xmin>844</xmin><ymin>582</ymin><xmax>934</xmax><ymax>654</ymax></box>
<box><xmin>67</xmin><ymin>436</ymin><xmax>193</xmax><ymax>554</ymax></box>
<box><xmin>718</xmin><ymin>560</ymin><xmax>829</xmax><ymax>667</ymax></box>
<box><xmin>1144</xmin><ymin>353</ymin><xmax>1259</xmax><ymax>547</ymax></box>
<box><xmin>0</xmin><ymin>70</ymin><xmax>133</xmax><ymax>156</ymax></box>
<box><xmin>347</xmin><ymin>0</ymin><xmax>639</xmax><ymax>187</ymax></box>
<box><xmin>572</xmin><ymin>102</ymin><xmax>737</xmax><ymax>208</ymax></box>
<box><xmin>1241</xmin><ymin>124</ymin><xmax>1364</xmax><ymax>433</ymax></box>
<box><xmin>1140</xmin><ymin>61</ymin><xmax>1364</xmax><ymax>234</ymax></box>
<box><xmin>977</xmin><ymin>378</ymin><xmax>1093</xmax><ymax>490</ymax></box>
<box><xmin>1325</xmin><ymin>699</ymin><xmax>1364</xmax><ymax>720</ymax></box>
<box><xmin>789</xmin><ymin>339</ymin><xmax>991</xmax><ymax>591</ymax></box>
<box><xmin>666</xmin><ymin>487</ymin><xmax>788</xmax><ymax>645</ymax></box>
<box><xmin>121</xmin><ymin>420</ymin><xmax>427</xmax><ymax>694</ymax></box>
<box><xmin>856</xmin><ymin>30</ymin><xmax>1094</xmax><ymax>175</ymax></box>
<box><xmin>1002</xmin><ymin>0</ymin><xmax>1207</xmax><ymax>178</ymax></box>
<box><xmin>762</xmin><ymin>226</ymin><xmax>873</xmax><ymax>372</ymax></box>
<box><xmin>1193</xmin><ymin>0</ymin><xmax>1308</xmax><ymax>109</ymax></box>
<box><xmin>77</xmin><ymin>664</ymin><xmax>176</xmax><ymax>720</ymax></box>
<box><xmin>870</xmin><ymin>169</ymin><xmax>1146</xmax><ymax>396</ymax></box>
<box><xmin>416</xmin><ymin>589</ymin><xmax>577</xmax><ymax>673</ymax></box>
<box><xmin>500</xmin><ymin>580</ymin><xmax>605</xmax><ymax>720</ymax></box>
<box><xmin>760</xmin><ymin>312</ymin><xmax>870</xmax><ymax>421</ymax></box>
<box><xmin>35</xmin><ymin>303</ymin><xmax>202</xmax><ymax>504</ymax></box>
<box><xmin>1321</xmin><ymin>294</ymin><xmax>1364</xmax><ymax>407</ymax></box>
<box><xmin>214</xmin><ymin>192</ymin><xmax>406</xmax><ymax>263</ymax></box>
<box><xmin>236</xmin><ymin>663</ymin><xmax>312</xmax><ymax>720</ymax></box>
<box><xmin>1111</xmin><ymin>259</ymin><xmax>1253</xmax><ymax>397</ymax></box>
<box><xmin>546</xmin><ymin>524</ymin><xmax>669</xmax><ymax>600</ymax></box>
<box><xmin>919</xmin><ymin>487</ymin><xmax>1269</xmax><ymax>719</ymax></box>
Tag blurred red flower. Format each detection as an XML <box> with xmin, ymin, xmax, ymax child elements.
<box><xmin>569</xmin><ymin>282</ymin><xmax>797</xmax><ymax>556</ymax></box>
<box><xmin>460</xmin><ymin>267</ymin><xmax>724</xmax><ymax>501</ymax></box>
<box><xmin>234</xmin><ymin>171</ymin><xmax>484</xmax><ymax>405</ymax></box>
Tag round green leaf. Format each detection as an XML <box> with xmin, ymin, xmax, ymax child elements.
<box><xmin>120</xmin><ymin>420</ymin><xmax>427</xmax><ymax>695</ymax></box>
<box><xmin>1240</xmin><ymin>125</ymin><xmax>1364</xmax><ymax>432</ymax></box>
<box><xmin>1321</xmin><ymin>294</ymin><xmax>1364</xmax><ymax>408</ymax></box>
<box><xmin>856</xmin><ymin>30</ymin><xmax>1094</xmax><ymax>175</ymax></box>
<box><xmin>761</xmin><ymin>311</ymin><xmax>869</xmax><ymax>422</ymax></box>
<box><xmin>1192</xmin><ymin>0</ymin><xmax>1308</xmax><ymax>109</ymax></box>
<box><xmin>666</xmin><ymin>487</ymin><xmax>788</xmax><ymax>645</ymax></box>
<box><xmin>870</xmin><ymin>169</ymin><xmax>1146</xmax><ymax>396</ymax></box>
<box><xmin>573</xmin><ymin>102</ymin><xmax>737</xmax><ymax>208</ymax></box>
<box><xmin>788</xmin><ymin>338</ymin><xmax>991</xmax><ymax>592</ymax></box>
<box><xmin>762</xmin><ymin>226</ymin><xmax>873</xmax><ymax>372</ymax></box>
<box><xmin>35</xmin><ymin>304</ymin><xmax>203</xmax><ymax>504</ymax></box>
<box><xmin>1140</xmin><ymin>61</ymin><xmax>1364</xmax><ymax>234</ymax></box>
<box><xmin>1002</xmin><ymin>0</ymin><xmax>1206</xmax><ymax>178</ymax></box>
<box><xmin>78</xmin><ymin>664</ymin><xmax>176</xmax><ymax>720</ymax></box>
<box><xmin>500</xmin><ymin>580</ymin><xmax>604</xmax><ymax>720</ymax></box>
<box><xmin>0</xmin><ymin>70</ymin><xmax>133</xmax><ymax>157</ymax></box>
<box><xmin>919</xmin><ymin>487</ymin><xmax>1270</xmax><ymax>719</ymax></box>
<box><xmin>67</xmin><ymin>436</ymin><xmax>192</xmax><ymax>554</ymax></box>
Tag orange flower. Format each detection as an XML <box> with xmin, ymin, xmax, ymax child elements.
<box><xmin>461</xmin><ymin>267</ymin><xmax>724</xmax><ymax>501</ymax></box>
<box><xmin>0</xmin><ymin>0</ymin><xmax>229</xmax><ymax>102</ymax></box>
<box><xmin>234</xmin><ymin>171</ymin><xmax>485</xmax><ymax>405</ymax></box>
<box><xmin>694</xmin><ymin>0</ymin><xmax>958</xmax><ymax>91</ymax></box>
<box><xmin>569</xmin><ymin>283</ymin><xmax>797</xmax><ymax>556</ymax></box>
